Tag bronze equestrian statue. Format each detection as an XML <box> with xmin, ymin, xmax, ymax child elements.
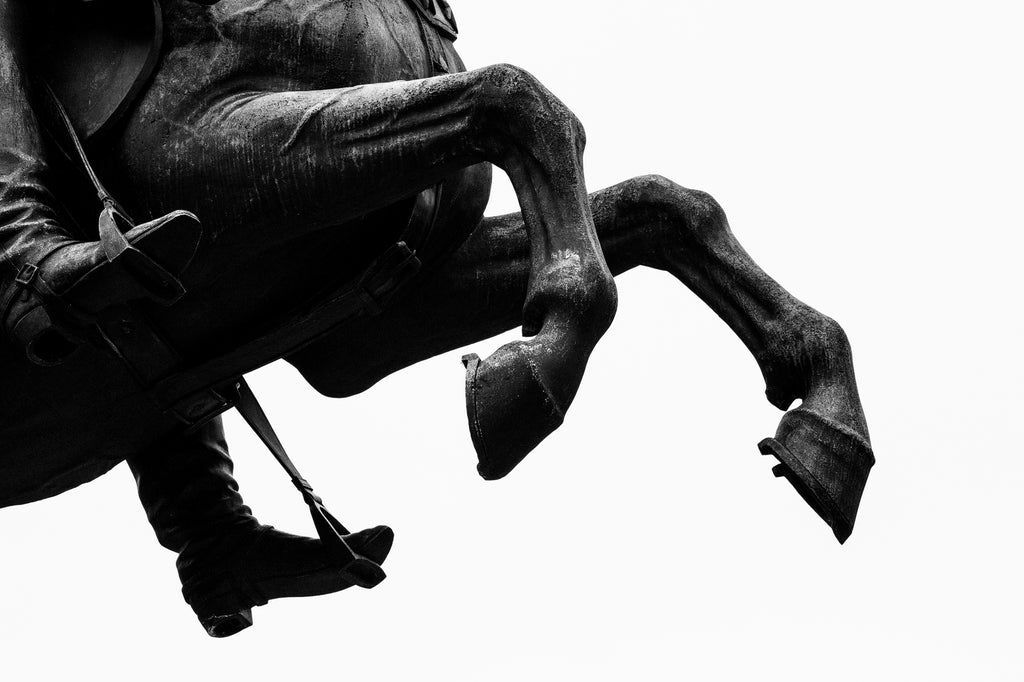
<box><xmin>0</xmin><ymin>0</ymin><xmax>875</xmax><ymax>637</ymax></box>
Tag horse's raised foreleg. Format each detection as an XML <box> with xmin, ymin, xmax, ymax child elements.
<box><xmin>127</xmin><ymin>65</ymin><xmax>615</xmax><ymax>474</ymax></box>
<box><xmin>615</xmin><ymin>177</ymin><xmax>874</xmax><ymax>545</ymax></box>
<box><xmin>290</xmin><ymin>175</ymin><xmax>872</xmax><ymax>543</ymax></box>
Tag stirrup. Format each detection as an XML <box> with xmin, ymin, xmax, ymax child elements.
<box><xmin>235</xmin><ymin>379</ymin><xmax>388</xmax><ymax>589</ymax></box>
<box><xmin>185</xmin><ymin>524</ymin><xmax>395</xmax><ymax>637</ymax></box>
<box><xmin>97</xmin><ymin>204</ymin><xmax>199</xmax><ymax>306</ymax></box>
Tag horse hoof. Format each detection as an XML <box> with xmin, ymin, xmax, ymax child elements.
<box><xmin>200</xmin><ymin>608</ymin><xmax>254</xmax><ymax>638</ymax></box>
<box><xmin>758</xmin><ymin>407</ymin><xmax>874</xmax><ymax>544</ymax></box>
<box><xmin>463</xmin><ymin>344</ymin><xmax>566</xmax><ymax>481</ymax></box>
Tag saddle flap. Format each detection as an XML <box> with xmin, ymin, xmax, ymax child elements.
<box><xmin>32</xmin><ymin>0</ymin><xmax>163</xmax><ymax>142</ymax></box>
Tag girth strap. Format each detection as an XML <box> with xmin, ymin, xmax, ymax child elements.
<box><xmin>153</xmin><ymin>239</ymin><xmax>422</xmax><ymax>424</ymax></box>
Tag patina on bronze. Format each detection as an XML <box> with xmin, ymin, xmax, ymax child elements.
<box><xmin>0</xmin><ymin>0</ymin><xmax>874</xmax><ymax>636</ymax></box>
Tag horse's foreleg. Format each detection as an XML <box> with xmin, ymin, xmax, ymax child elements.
<box><xmin>610</xmin><ymin>176</ymin><xmax>874</xmax><ymax>545</ymax></box>
<box><xmin>132</xmin><ymin>65</ymin><xmax>615</xmax><ymax>472</ymax></box>
<box><xmin>291</xmin><ymin>175</ymin><xmax>872</xmax><ymax>543</ymax></box>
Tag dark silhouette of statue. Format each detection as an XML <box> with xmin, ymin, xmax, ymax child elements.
<box><xmin>0</xmin><ymin>0</ymin><xmax>874</xmax><ymax>637</ymax></box>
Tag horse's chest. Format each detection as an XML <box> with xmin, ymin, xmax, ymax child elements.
<box><xmin>220</xmin><ymin>0</ymin><xmax>461</xmax><ymax>88</ymax></box>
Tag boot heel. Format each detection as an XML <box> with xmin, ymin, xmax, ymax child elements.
<box><xmin>184</xmin><ymin>573</ymin><xmax>267</xmax><ymax>638</ymax></box>
<box><xmin>199</xmin><ymin>608</ymin><xmax>254</xmax><ymax>638</ymax></box>
<box><xmin>340</xmin><ymin>556</ymin><xmax>387</xmax><ymax>589</ymax></box>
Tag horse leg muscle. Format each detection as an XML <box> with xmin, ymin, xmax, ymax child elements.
<box><xmin>291</xmin><ymin>175</ymin><xmax>873</xmax><ymax>541</ymax></box>
<box><xmin>125</xmin><ymin>65</ymin><xmax>616</xmax><ymax>462</ymax></box>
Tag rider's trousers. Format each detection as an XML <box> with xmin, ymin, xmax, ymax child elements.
<box><xmin>127</xmin><ymin>417</ymin><xmax>257</xmax><ymax>554</ymax></box>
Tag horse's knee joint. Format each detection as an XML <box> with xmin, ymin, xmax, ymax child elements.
<box><xmin>586</xmin><ymin>267</ymin><xmax>618</xmax><ymax>331</ymax></box>
<box><xmin>570</xmin><ymin>260</ymin><xmax>619</xmax><ymax>333</ymax></box>
<box><xmin>635</xmin><ymin>176</ymin><xmax>727</xmax><ymax>234</ymax></box>
<box><xmin>476</xmin><ymin>63</ymin><xmax>582</xmax><ymax>145</ymax></box>
<box><xmin>675</xmin><ymin>186</ymin><xmax>725</xmax><ymax>228</ymax></box>
<box><xmin>630</xmin><ymin>174</ymin><xmax>681</xmax><ymax>205</ymax></box>
<box><xmin>478</xmin><ymin>63</ymin><xmax>542</xmax><ymax>110</ymax></box>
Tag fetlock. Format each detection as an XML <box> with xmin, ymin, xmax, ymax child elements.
<box><xmin>756</xmin><ymin>311</ymin><xmax>874</xmax><ymax>543</ymax></box>
<box><xmin>756</xmin><ymin>310</ymin><xmax>860</xmax><ymax>416</ymax></box>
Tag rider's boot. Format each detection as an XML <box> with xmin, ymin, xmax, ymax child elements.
<box><xmin>127</xmin><ymin>417</ymin><xmax>394</xmax><ymax>638</ymax></box>
<box><xmin>0</xmin><ymin>0</ymin><xmax>201</xmax><ymax>365</ymax></box>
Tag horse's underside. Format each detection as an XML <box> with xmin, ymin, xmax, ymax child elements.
<box><xmin>0</xmin><ymin>0</ymin><xmax>873</xmax><ymax>542</ymax></box>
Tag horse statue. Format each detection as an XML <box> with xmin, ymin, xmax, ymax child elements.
<box><xmin>3</xmin><ymin>0</ymin><xmax>873</xmax><ymax>634</ymax></box>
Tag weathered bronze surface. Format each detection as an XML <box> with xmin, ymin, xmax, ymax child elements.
<box><xmin>0</xmin><ymin>0</ymin><xmax>874</xmax><ymax>635</ymax></box>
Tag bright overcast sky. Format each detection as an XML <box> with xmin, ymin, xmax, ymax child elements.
<box><xmin>2</xmin><ymin>1</ymin><xmax>1023</xmax><ymax>680</ymax></box>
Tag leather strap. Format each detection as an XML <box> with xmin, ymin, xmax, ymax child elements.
<box><xmin>408</xmin><ymin>0</ymin><xmax>458</xmax><ymax>42</ymax></box>
<box><xmin>235</xmin><ymin>378</ymin><xmax>369</xmax><ymax>571</ymax></box>
<box><xmin>0</xmin><ymin>265</ymin><xmax>39</xmax><ymax>328</ymax></box>
<box><xmin>40</xmin><ymin>83</ymin><xmax>124</xmax><ymax>212</ymax></box>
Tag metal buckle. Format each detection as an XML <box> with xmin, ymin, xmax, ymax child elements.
<box><xmin>176</xmin><ymin>383</ymin><xmax>239</xmax><ymax>428</ymax></box>
<box><xmin>15</xmin><ymin>264</ymin><xmax>38</xmax><ymax>287</ymax></box>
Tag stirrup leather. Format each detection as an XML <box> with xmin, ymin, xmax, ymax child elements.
<box><xmin>234</xmin><ymin>379</ymin><xmax>387</xmax><ymax>589</ymax></box>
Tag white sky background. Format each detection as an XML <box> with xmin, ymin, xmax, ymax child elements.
<box><xmin>2</xmin><ymin>1</ymin><xmax>1023</xmax><ymax>679</ymax></box>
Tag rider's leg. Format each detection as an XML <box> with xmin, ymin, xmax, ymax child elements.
<box><xmin>126</xmin><ymin>416</ymin><xmax>394</xmax><ymax>638</ymax></box>
<box><xmin>289</xmin><ymin>175</ymin><xmax>873</xmax><ymax>543</ymax></box>
<box><xmin>0</xmin><ymin>0</ymin><xmax>200</xmax><ymax>364</ymax></box>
